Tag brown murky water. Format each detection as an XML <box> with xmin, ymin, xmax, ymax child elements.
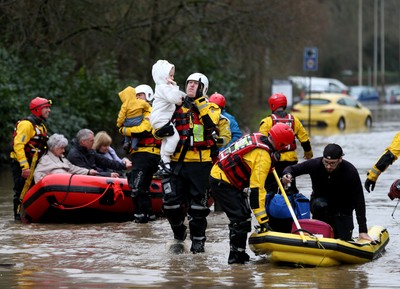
<box><xmin>1</xmin><ymin>116</ymin><xmax>400</xmax><ymax>288</ymax></box>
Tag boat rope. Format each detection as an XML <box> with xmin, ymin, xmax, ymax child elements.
<box><xmin>293</xmin><ymin>228</ymin><xmax>329</xmax><ymax>267</ymax></box>
<box><xmin>52</xmin><ymin>177</ymin><xmax>124</xmax><ymax>210</ymax></box>
<box><xmin>391</xmin><ymin>199</ymin><xmax>400</xmax><ymax>218</ymax></box>
<box><xmin>53</xmin><ymin>173</ymin><xmax>75</xmax><ymax>207</ymax></box>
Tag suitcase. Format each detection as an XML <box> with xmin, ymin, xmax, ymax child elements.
<box><xmin>291</xmin><ymin>219</ymin><xmax>334</xmax><ymax>238</ymax></box>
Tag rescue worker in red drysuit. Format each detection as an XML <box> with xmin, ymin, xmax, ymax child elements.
<box><xmin>10</xmin><ymin>97</ymin><xmax>52</xmax><ymax>220</ymax></box>
<box><xmin>209</xmin><ymin>123</ymin><xmax>296</xmax><ymax>264</ymax></box>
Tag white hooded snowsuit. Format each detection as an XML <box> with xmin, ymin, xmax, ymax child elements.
<box><xmin>150</xmin><ymin>60</ymin><xmax>185</xmax><ymax>164</ymax></box>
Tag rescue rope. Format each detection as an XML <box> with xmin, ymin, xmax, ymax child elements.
<box><xmin>54</xmin><ymin>173</ymin><xmax>74</xmax><ymax>206</ymax></box>
<box><xmin>391</xmin><ymin>199</ymin><xmax>400</xmax><ymax>218</ymax></box>
<box><xmin>51</xmin><ymin>177</ymin><xmax>124</xmax><ymax>210</ymax></box>
<box><xmin>56</xmin><ymin>183</ymin><xmax>112</xmax><ymax>210</ymax></box>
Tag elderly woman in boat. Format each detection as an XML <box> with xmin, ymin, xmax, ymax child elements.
<box><xmin>33</xmin><ymin>133</ymin><xmax>98</xmax><ymax>183</ymax></box>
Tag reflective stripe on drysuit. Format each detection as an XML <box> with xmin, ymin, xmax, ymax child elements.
<box><xmin>367</xmin><ymin>131</ymin><xmax>400</xmax><ymax>182</ymax></box>
<box><xmin>10</xmin><ymin>115</ymin><xmax>48</xmax><ymax>170</ymax></box>
<box><xmin>163</xmin><ymin>96</ymin><xmax>220</xmax><ymax>244</ymax></box>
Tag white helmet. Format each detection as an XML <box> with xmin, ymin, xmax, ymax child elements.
<box><xmin>135</xmin><ymin>84</ymin><xmax>154</xmax><ymax>102</ymax></box>
<box><xmin>186</xmin><ymin>72</ymin><xmax>209</xmax><ymax>96</ymax></box>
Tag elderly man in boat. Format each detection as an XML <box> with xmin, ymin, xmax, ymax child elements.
<box><xmin>282</xmin><ymin>143</ymin><xmax>373</xmax><ymax>242</ymax></box>
<box><xmin>67</xmin><ymin>128</ymin><xmax>132</xmax><ymax>177</ymax></box>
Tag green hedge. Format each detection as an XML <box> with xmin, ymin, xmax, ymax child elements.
<box><xmin>1</xmin><ymin>48</ymin><xmax>122</xmax><ymax>163</ymax></box>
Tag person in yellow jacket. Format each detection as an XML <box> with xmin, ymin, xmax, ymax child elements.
<box><xmin>119</xmin><ymin>84</ymin><xmax>161</xmax><ymax>223</ymax></box>
<box><xmin>259</xmin><ymin>93</ymin><xmax>313</xmax><ymax>195</ymax></box>
<box><xmin>10</xmin><ymin>97</ymin><xmax>52</xmax><ymax>220</ymax></box>
<box><xmin>117</xmin><ymin>86</ymin><xmax>151</xmax><ymax>152</ymax></box>
<box><xmin>365</xmin><ymin>131</ymin><xmax>400</xmax><ymax>192</ymax></box>
<box><xmin>162</xmin><ymin>72</ymin><xmax>221</xmax><ymax>254</ymax></box>
<box><xmin>209</xmin><ymin>123</ymin><xmax>295</xmax><ymax>264</ymax></box>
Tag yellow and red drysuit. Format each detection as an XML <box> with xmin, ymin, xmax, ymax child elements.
<box><xmin>162</xmin><ymin>94</ymin><xmax>220</xmax><ymax>252</ymax></box>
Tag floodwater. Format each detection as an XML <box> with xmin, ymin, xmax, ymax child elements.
<box><xmin>1</xmin><ymin>110</ymin><xmax>400</xmax><ymax>288</ymax></box>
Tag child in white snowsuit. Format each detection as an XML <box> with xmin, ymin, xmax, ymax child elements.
<box><xmin>150</xmin><ymin>60</ymin><xmax>185</xmax><ymax>175</ymax></box>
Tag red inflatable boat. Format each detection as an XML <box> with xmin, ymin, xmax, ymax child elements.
<box><xmin>20</xmin><ymin>174</ymin><xmax>163</xmax><ymax>223</ymax></box>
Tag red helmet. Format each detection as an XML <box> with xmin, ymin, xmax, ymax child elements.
<box><xmin>268</xmin><ymin>123</ymin><xmax>295</xmax><ymax>151</ymax></box>
<box><xmin>30</xmin><ymin>97</ymin><xmax>52</xmax><ymax>117</ymax></box>
<box><xmin>388</xmin><ymin>179</ymin><xmax>400</xmax><ymax>200</ymax></box>
<box><xmin>268</xmin><ymin>93</ymin><xmax>287</xmax><ymax>112</ymax></box>
<box><xmin>209</xmin><ymin>92</ymin><xmax>226</xmax><ymax>108</ymax></box>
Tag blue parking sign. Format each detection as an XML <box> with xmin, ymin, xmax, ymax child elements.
<box><xmin>303</xmin><ymin>47</ymin><xmax>318</xmax><ymax>71</ymax></box>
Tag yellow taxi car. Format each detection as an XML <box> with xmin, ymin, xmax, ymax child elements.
<box><xmin>291</xmin><ymin>93</ymin><xmax>372</xmax><ymax>130</ymax></box>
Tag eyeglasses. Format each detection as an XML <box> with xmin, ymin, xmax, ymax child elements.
<box><xmin>322</xmin><ymin>158</ymin><xmax>340</xmax><ymax>168</ymax></box>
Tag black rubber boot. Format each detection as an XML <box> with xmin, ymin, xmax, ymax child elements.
<box><xmin>173</xmin><ymin>224</ymin><xmax>187</xmax><ymax>241</ymax></box>
<box><xmin>190</xmin><ymin>239</ymin><xmax>205</xmax><ymax>254</ymax></box>
<box><xmin>134</xmin><ymin>213</ymin><xmax>148</xmax><ymax>224</ymax></box>
<box><xmin>228</xmin><ymin>251</ymin><xmax>250</xmax><ymax>264</ymax></box>
<box><xmin>13</xmin><ymin>199</ymin><xmax>21</xmax><ymax>221</ymax></box>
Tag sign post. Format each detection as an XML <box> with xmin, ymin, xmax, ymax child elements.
<box><xmin>303</xmin><ymin>47</ymin><xmax>318</xmax><ymax>136</ymax></box>
<box><xmin>303</xmin><ymin>47</ymin><xmax>318</xmax><ymax>72</ymax></box>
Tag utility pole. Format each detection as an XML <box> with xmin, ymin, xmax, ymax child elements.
<box><xmin>358</xmin><ymin>0</ymin><xmax>363</xmax><ymax>86</ymax></box>
<box><xmin>373</xmin><ymin>0</ymin><xmax>378</xmax><ymax>89</ymax></box>
<box><xmin>380</xmin><ymin>0</ymin><xmax>385</xmax><ymax>100</ymax></box>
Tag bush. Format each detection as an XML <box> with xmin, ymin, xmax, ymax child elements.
<box><xmin>1</xmin><ymin>48</ymin><xmax>121</xmax><ymax>163</ymax></box>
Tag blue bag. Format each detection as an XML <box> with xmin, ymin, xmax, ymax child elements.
<box><xmin>293</xmin><ymin>193</ymin><xmax>311</xmax><ymax>219</ymax></box>
<box><xmin>266</xmin><ymin>193</ymin><xmax>310</xmax><ymax>219</ymax></box>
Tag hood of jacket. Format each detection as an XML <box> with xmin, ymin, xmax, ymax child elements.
<box><xmin>152</xmin><ymin>60</ymin><xmax>174</xmax><ymax>85</ymax></box>
<box><xmin>118</xmin><ymin>86</ymin><xmax>136</xmax><ymax>103</ymax></box>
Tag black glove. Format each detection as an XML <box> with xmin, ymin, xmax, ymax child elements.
<box><xmin>364</xmin><ymin>179</ymin><xmax>376</xmax><ymax>193</ymax></box>
<box><xmin>194</xmin><ymin>78</ymin><xmax>204</xmax><ymax>99</ymax></box>
<box><xmin>255</xmin><ymin>223</ymin><xmax>273</xmax><ymax>234</ymax></box>
<box><xmin>182</xmin><ymin>95</ymin><xmax>192</xmax><ymax>107</ymax></box>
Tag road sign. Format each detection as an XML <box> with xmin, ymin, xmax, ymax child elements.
<box><xmin>303</xmin><ymin>47</ymin><xmax>318</xmax><ymax>71</ymax></box>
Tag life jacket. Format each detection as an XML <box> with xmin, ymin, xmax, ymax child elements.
<box><xmin>136</xmin><ymin>131</ymin><xmax>161</xmax><ymax>148</ymax></box>
<box><xmin>217</xmin><ymin>133</ymin><xmax>276</xmax><ymax>190</ymax></box>
<box><xmin>11</xmin><ymin>115</ymin><xmax>48</xmax><ymax>160</ymax></box>
<box><xmin>271</xmin><ymin>112</ymin><xmax>296</xmax><ymax>151</ymax></box>
<box><xmin>173</xmin><ymin>105</ymin><xmax>215</xmax><ymax>151</ymax></box>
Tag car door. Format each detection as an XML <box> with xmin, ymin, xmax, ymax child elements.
<box><xmin>341</xmin><ymin>97</ymin><xmax>365</xmax><ymax>126</ymax></box>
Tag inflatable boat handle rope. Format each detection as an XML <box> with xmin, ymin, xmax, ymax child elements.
<box><xmin>52</xmin><ymin>175</ymin><xmax>124</xmax><ymax>210</ymax></box>
<box><xmin>391</xmin><ymin>199</ymin><xmax>400</xmax><ymax>219</ymax></box>
<box><xmin>273</xmin><ymin>169</ymin><xmax>307</xmax><ymax>243</ymax></box>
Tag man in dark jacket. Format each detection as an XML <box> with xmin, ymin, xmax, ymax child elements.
<box><xmin>282</xmin><ymin>143</ymin><xmax>373</xmax><ymax>241</ymax></box>
<box><xmin>67</xmin><ymin>128</ymin><xmax>131</xmax><ymax>177</ymax></box>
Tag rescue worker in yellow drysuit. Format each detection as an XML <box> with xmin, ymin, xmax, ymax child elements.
<box><xmin>209</xmin><ymin>123</ymin><xmax>296</xmax><ymax>264</ymax></box>
<box><xmin>259</xmin><ymin>93</ymin><xmax>313</xmax><ymax>194</ymax></box>
<box><xmin>161</xmin><ymin>72</ymin><xmax>221</xmax><ymax>254</ymax></box>
<box><xmin>365</xmin><ymin>131</ymin><xmax>400</xmax><ymax>192</ymax></box>
<box><xmin>10</xmin><ymin>97</ymin><xmax>52</xmax><ymax>220</ymax></box>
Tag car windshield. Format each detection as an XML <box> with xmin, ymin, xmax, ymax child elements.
<box><xmin>349</xmin><ymin>87</ymin><xmax>364</xmax><ymax>97</ymax></box>
<box><xmin>299</xmin><ymin>99</ymin><xmax>331</xmax><ymax>105</ymax></box>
